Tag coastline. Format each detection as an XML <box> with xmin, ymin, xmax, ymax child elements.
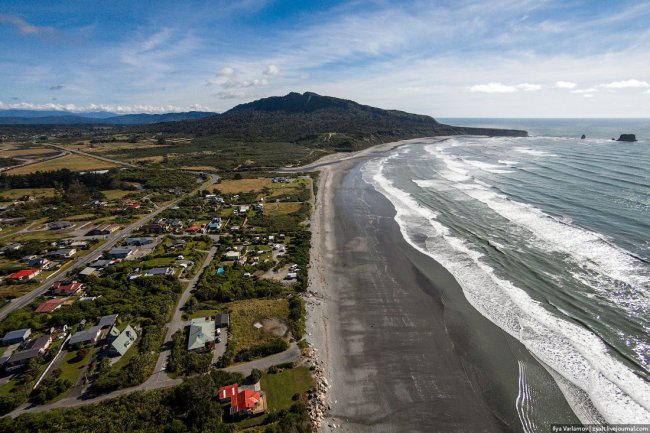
<box><xmin>300</xmin><ymin>139</ymin><xmax>579</xmax><ymax>432</ymax></box>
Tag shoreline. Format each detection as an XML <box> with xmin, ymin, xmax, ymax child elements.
<box><xmin>299</xmin><ymin>138</ymin><xmax>579</xmax><ymax>432</ymax></box>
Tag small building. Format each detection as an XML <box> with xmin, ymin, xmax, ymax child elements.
<box><xmin>0</xmin><ymin>243</ymin><xmax>22</xmax><ymax>254</ymax></box>
<box><xmin>109</xmin><ymin>325</ymin><xmax>137</xmax><ymax>357</ymax></box>
<box><xmin>222</xmin><ymin>251</ymin><xmax>240</xmax><ymax>261</ymax></box>
<box><xmin>6</xmin><ymin>268</ymin><xmax>41</xmax><ymax>281</ymax></box>
<box><xmin>35</xmin><ymin>298</ymin><xmax>66</xmax><ymax>313</ymax></box>
<box><xmin>125</xmin><ymin>237</ymin><xmax>154</xmax><ymax>246</ymax></box>
<box><xmin>27</xmin><ymin>257</ymin><xmax>51</xmax><ymax>269</ymax></box>
<box><xmin>230</xmin><ymin>389</ymin><xmax>266</xmax><ymax>416</ymax></box>
<box><xmin>143</xmin><ymin>267</ymin><xmax>173</xmax><ymax>277</ymax></box>
<box><xmin>87</xmin><ymin>223</ymin><xmax>121</xmax><ymax>236</ymax></box>
<box><xmin>69</xmin><ymin>241</ymin><xmax>89</xmax><ymax>249</ymax></box>
<box><xmin>215</xmin><ymin>313</ymin><xmax>230</xmax><ymax>328</ymax></box>
<box><xmin>238</xmin><ymin>205</ymin><xmax>250</xmax><ymax>214</ymax></box>
<box><xmin>186</xmin><ymin>225</ymin><xmax>202</xmax><ymax>233</ymax></box>
<box><xmin>52</xmin><ymin>281</ymin><xmax>84</xmax><ymax>296</ymax></box>
<box><xmin>108</xmin><ymin>247</ymin><xmax>136</xmax><ymax>259</ymax></box>
<box><xmin>89</xmin><ymin>259</ymin><xmax>115</xmax><ymax>268</ymax></box>
<box><xmin>49</xmin><ymin>221</ymin><xmax>72</xmax><ymax>230</ymax></box>
<box><xmin>5</xmin><ymin>334</ymin><xmax>53</xmax><ymax>371</ymax></box>
<box><xmin>79</xmin><ymin>267</ymin><xmax>97</xmax><ymax>277</ymax></box>
<box><xmin>207</xmin><ymin>218</ymin><xmax>222</xmax><ymax>230</ymax></box>
<box><xmin>48</xmin><ymin>248</ymin><xmax>77</xmax><ymax>259</ymax></box>
<box><xmin>68</xmin><ymin>326</ymin><xmax>102</xmax><ymax>346</ymax></box>
<box><xmin>2</xmin><ymin>328</ymin><xmax>31</xmax><ymax>345</ymax></box>
<box><xmin>187</xmin><ymin>317</ymin><xmax>215</xmax><ymax>352</ymax></box>
<box><xmin>219</xmin><ymin>383</ymin><xmax>239</xmax><ymax>403</ymax></box>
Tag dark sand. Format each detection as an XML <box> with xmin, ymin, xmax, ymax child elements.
<box><xmin>310</xmin><ymin>157</ymin><xmax>579</xmax><ymax>433</ymax></box>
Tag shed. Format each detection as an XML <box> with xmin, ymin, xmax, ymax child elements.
<box><xmin>215</xmin><ymin>313</ymin><xmax>230</xmax><ymax>328</ymax></box>
<box><xmin>2</xmin><ymin>328</ymin><xmax>31</xmax><ymax>345</ymax></box>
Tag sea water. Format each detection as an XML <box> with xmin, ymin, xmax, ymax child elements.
<box><xmin>361</xmin><ymin>119</ymin><xmax>650</xmax><ymax>428</ymax></box>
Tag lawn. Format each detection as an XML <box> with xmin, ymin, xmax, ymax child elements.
<box><xmin>57</xmin><ymin>347</ymin><xmax>94</xmax><ymax>388</ymax></box>
<box><xmin>0</xmin><ymin>188</ymin><xmax>57</xmax><ymax>200</ymax></box>
<box><xmin>215</xmin><ymin>178</ymin><xmax>273</xmax><ymax>194</ymax></box>
<box><xmin>227</xmin><ymin>299</ymin><xmax>290</xmax><ymax>351</ymax></box>
<box><xmin>0</xmin><ymin>147</ymin><xmax>59</xmax><ymax>157</ymax></box>
<box><xmin>5</xmin><ymin>154</ymin><xmax>119</xmax><ymax>175</ymax></box>
<box><xmin>101</xmin><ymin>189</ymin><xmax>134</xmax><ymax>200</ymax></box>
<box><xmin>263</xmin><ymin>202</ymin><xmax>303</xmax><ymax>216</ymax></box>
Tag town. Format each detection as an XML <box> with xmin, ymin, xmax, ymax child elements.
<box><xmin>0</xmin><ymin>138</ymin><xmax>319</xmax><ymax>432</ymax></box>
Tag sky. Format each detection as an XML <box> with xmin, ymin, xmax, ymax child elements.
<box><xmin>1</xmin><ymin>0</ymin><xmax>649</xmax><ymax>117</ymax></box>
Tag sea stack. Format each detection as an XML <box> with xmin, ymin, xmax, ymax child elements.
<box><xmin>617</xmin><ymin>134</ymin><xmax>637</xmax><ymax>142</ymax></box>
<box><xmin>581</xmin><ymin>134</ymin><xmax>586</xmax><ymax>139</ymax></box>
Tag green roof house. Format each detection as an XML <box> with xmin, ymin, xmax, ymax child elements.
<box><xmin>109</xmin><ymin>325</ymin><xmax>138</xmax><ymax>357</ymax></box>
<box><xmin>187</xmin><ymin>317</ymin><xmax>215</xmax><ymax>352</ymax></box>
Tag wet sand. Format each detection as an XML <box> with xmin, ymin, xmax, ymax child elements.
<box><xmin>302</xmin><ymin>139</ymin><xmax>578</xmax><ymax>432</ymax></box>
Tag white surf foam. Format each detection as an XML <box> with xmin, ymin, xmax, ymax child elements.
<box><xmin>362</xmin><ymin>153</ymin><xmax>650</xmax><ymax>425</ymax></box>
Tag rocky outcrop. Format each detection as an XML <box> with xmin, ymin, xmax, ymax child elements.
<box><xmin>581</xmin><ymin>134</ymin><xmax>586</xmax><ymax>139</ymax></box>
<box><xmin>617</xmin><ymin>134</ymin><xmax>637</xmax><ymax>142</ymax></box>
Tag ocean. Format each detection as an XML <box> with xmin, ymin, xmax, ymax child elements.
<box><xmin>361</xmin><ymin>119</ymin><xmax>650</xmax><ymax>427</ymax></box>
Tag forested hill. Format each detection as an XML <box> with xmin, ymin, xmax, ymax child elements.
<box><xmin>147</xmin><ymin>92</ymin><xmax>527</xmax><ymax>151</ymax></box>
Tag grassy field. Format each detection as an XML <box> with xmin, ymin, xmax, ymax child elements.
<box><xmin>57</xmin><ymin>347</ymin><xmax>94</xmax><ymax>387</ymax></box>
<box><xmin>5</xmin><ymin>154</ymin><xmax>119</xmax><ymax>175</ymax></box>
<box><xmin>0</xmin><ymin>188</ymin><xmax>57</xmax><ymax>200</ymax></box>
<box><xmin>263</xmin><ymin>202</ymin><xmax>303</xmax><ymax>216</ymax></box>
<box><xmin>101</xmin><ymin>189</ymin><xmax>134</xmax><ymax>200</ymax></box>
<box><xmin>227</xmin><ymin>299</ymin><xmax>290</xmax><ymax>351</ymax></box>
<box><xmin>0</xmin><ymin>147</ymin><xmax>59</xmax><ymax>157</ymax></box>
<box><xmin>216</xmin><ymin>178</ymin><xmax>274</xmax><ymax>194</ymax></box>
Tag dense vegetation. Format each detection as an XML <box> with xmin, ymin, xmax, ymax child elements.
<box><xmin>148</xmin><ymin>92</ymin><xmax>527</xmax><ymax>152</ymax></box>
<box><xmin>194</xmin><ymin>264</ymin><xmax>285</xmax><ymax>303</ymax></box>
<box><xmin>166</xmin><ymin>330</ymin><xmax>212</xmax><ymax>375</ymax></box>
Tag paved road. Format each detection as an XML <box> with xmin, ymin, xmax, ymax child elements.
<box><xmin>144</xmin><ymin>244</ymin><xmax>219</xmax><ymax>388</ymax></box>
<box><xmin>0</xmin><ymin>175</ymin><xmax>218</xmax><ymax>321</ymax></box>
<box><xmin>42</xmin><ymin>143</ymin><xmax>137</xmax><ymax>168</ymax></box>
<box><xmin>224</xmin><ymin>342</ymin><xmax>300</xmax><ymax>376</ymax></box>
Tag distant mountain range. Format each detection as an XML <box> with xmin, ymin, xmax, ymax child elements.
<box><xmin>147</xmin><ymin>92</ymin><xmax>527</xmax><ymax>151</ymax></box>
<box><xmin>0</xmin><ymin>110</ymin><xmax>217</xmax><ymax>125</ymax></box>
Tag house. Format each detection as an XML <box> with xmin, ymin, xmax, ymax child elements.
<box><xmin>108</xmin><ymin>247</ymin><xmax>136</xmax><ymax>259</ymax></box>
<box><xmin>107</xmin><ymin>325</ymin><xmax>120</xmax><ymax>342</ymax></box>
<box><xmin>125</xmin><ymin>237</ymin><xmax>154</xmax><ymax>246</ymax></box>
<box><xmin>48</xmin><ymin>221</ymin><xmax>72</xmax><ymax>230</ymax></box>
<box><xmin>79</xmin><ymin>267</ymin><xmax>97</xmax><ymax>277</ymax></box>
<box><xmin>52</xmin><ymin>281</ymin><xmax>84</xmax><ymax>296</ymax></box>
<box><xmin>69</xmin><ymin>241</ymin><xmax>89</xmax><ymax>249</ymax></box>
<box><xmin>48</xmin><ymin>248</ymin><xmax>77</xmax><ymax>259</ymax></box>
<box><xmin>6</xmin><ymin>268</ymin><xmax>41</xmax><ymax>281</ymax></box>
<box><xmin>2</xmin><ymin>328</ymin><xmax>31</xmax><ymax>345</ymax></box>
<box><xmin>237</xmin><ymin>205</ymin><xmax>250</xmax><ymax>214</ymax></box>
<box><xmin>187</xmin><ymin>317</ymin><xmax>215</xmax><ymax>351</ymax></box>
<box><xmin>5</xmin><ymin>335</ymin><xmax>53</xmax><ymax>371</ymax></box>
<box><xmin>222</xmin><ymin>251</ymin><xmax>240</xmax><ymax>261</ymax></box>
<box><xmin>89</xmin><ymin>259</ymin><xmax>115</xmax><ymax>268</ymax></box>
<box><xmin>207</xmin><ymin>218</ymin><xmax>222</xmax><ymax>230</ymax></box>
<box><xmin>98</xmin><ymin>314</ymin><xmax>118</xmax><ymax>329</ymax></box>
<box><xmin>230</xmin><ymin>389</ymin><xmax>266</xmax><ymax>416</ymax></box>
<box><xmin>35</xmin><ymin>298</ymin><xmax>66</xmax><ymax>313</ymax></box>
<box><xmin>219</xmin><ymin>383</ymin><xmax>239</xmax><ymax>403</ymax></box>
<box><xmin>87</xmin><ymin>223</ymin><xmax>120</xmax><ymax>236</ymax></box>
<box><xmin>167</xmin><ymin>239</ymin><xmax>186</xmax><ymax>251</ymax></box>
<box><xmin>144</xmin><ymin>267</ymin><xmax>173</xmax><ymax>277</ymax></box>
<box><xmin>109</xmin><ymin>325</ymin><xmax>138</xmax><ymax>357</ymax></box>
<box><xmin>0</xmin><ymin>243</ymin><xmax>22</xmax><ymax>255</ymax></box>
<box><xmin>186</xmin><ymin>225</ymin><xmax>203</xmax><ymax>233</ymax></box>
<box><xmin>27</xmin><ymin>257</ymin><xmax>51</xmax><ymax>269</ymax></box>
<box><xmin>215</xmin><ymin>313</ymin><xmax>230</xmax><ymax>328</ymax></box>
<box><xmin>68</xmin><ymin>326</ymin><xmax>102</xmax><ymax>346</ymax></box>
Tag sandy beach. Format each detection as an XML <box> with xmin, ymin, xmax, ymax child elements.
<box><xmin>298</xmin><ymin>139</ymin><xmax>579</xmax><ymax>432</ymax></box>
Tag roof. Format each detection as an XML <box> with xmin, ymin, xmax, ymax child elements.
<box><xmin>26</xmin><ymin>335</ymin><xmax>51</xmax><ymax>351</ymax></box>
<box><xmin>144</xmin><ymin>267</ymin><xmax>173</xmax><ymax>276</ymax></box>
<box><xmin>80</xmin><ymin>267</ymin><xmax>96</xmax><ymax>276</ymax></box>
<box><xmin>231</xmin><ymin>389</ymin><xmax>261</xmax><ymax>412</ymax></box>
<box><xmin>186</xmin><ymin>225</ymin><xmax>201</xmax><ymax>231</ymax></box>
<box><xmin>90</xmin><ymin>259</ymin><xmax>114</xmax><ymax>268</ymax></box>
<box><xmin>7</xmin><ymin>269</ymin><xmax>39</xmax><ymax>279</ymax></box>
<box><xmin>187</xmin><ymin>317</ymin><xmax>215</xmax><ymax>351</ymax></box>
<box><xmin>52</xmin><ymin>281</ymin><xmax>84</xmax><ymax>295</ymax></box>
<box><xmin>35</xmin><ymin>298</ymin><xmax>66</xmax><ymax>313</ymax></box>
<box><xmin>69</xmin><ymin>326</ymin><xmax>101</xmax><ymax>345</ymax></box>
<box><xmin>7</xmin><ymin>348</ymin><xmax>41</xmax><ymax>364</ymax></box>
<box><xmin>110</xmin><ymin>325</ymin><xmax>138</xmax><ymax>356</ymax></box>
<box><xmin>109</xmin><ymin>247</ymin><xmax>134</xmax><ymax>256</ymax></box>
<box><xmin>216</xmin><ymin>313</ymin><xmax>230</xmax><ymax>327</ymax></box>
<box><xmin>98</xmin><ymin>314</ymin><xmax>118</xmax><ymax>329</ymax></box>
<box><xmin>2</xmin><ymin>328</ymin><xmax>31</xmax><ymax>341</ymax></box>
<box><xmin>219</xmin><ymin>383</ymin><xmax>238</xmax><ymax>400</ymax></box>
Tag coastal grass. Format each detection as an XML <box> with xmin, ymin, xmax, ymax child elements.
<box><xmin>101</xmin><ymin>189</ymin><xmax>133</xmax><ymax>200</ymax></box>
<box><xmin>216</xmin><ymin>178</ymin><xmax>273</xmax><ymax>194</ymax></box>
<box><xmin>227</xmin><ymin>299</ymin><xmax>290</xmax><ymax>352</ymax></box>
<box><xmin>0</xmin><ymin>188</ymin><xmax>57</xmax><ymax>200</ymax></box>
<box><xmin>5</xmin><ymin>154</ymin><xmax>118</xmax><ymax>175</ymax></box>
<box><xmin>263</xmin><ymin>202</ymin><xmax>302</xmax><ymax>216</ymax></box>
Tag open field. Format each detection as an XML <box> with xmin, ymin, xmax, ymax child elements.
<box><xmin>101</xmin><ymin>189</ymin><xmax>134</xmax><ymax>200</ymax></box>
<box><xmin>263</xmin><ymin>202</ymin><xmax>303</xmax><ymax>216</ymax></box>
<box><xmin>5</xmin><ymin>154</ymin><xmax>119</xmax><ymax>175</ymax></box>
<box><xmin>0</xmin><ymin>147</ymin><xmax>59</xmax><ymax>157</ymax></box>
<box><xmin>0</xmin><ymin>188</ymin><xmax>57</xmax><ymax>200</ymax></box>
<box><xmin>228</xmin><ymin>299</ymin><xmax>290</xmax><ymax>350</ymax></box>
<box><xmin>215</xmin><ymin>178</ymin><xmax>274</xmax><ymax>194</ymax></box>
<box><xmin>262</xmin><ymin>367</ymin><xmax>314</xmax><ymax>412</ymax></box>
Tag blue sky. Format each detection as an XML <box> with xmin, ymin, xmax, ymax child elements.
<box><xmin>1</xmin><ymin>0</ymin><xmax>649</xmax><ymax>117</ymax></box>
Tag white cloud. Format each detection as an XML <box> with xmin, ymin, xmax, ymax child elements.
<box><xmin>469</xmin><ymin>82</ymin><xmax>518</xmax><ymax>93</ymax></box>
<box><xmin>263</xmin><ymin>64</ymin><xmax>280</xmax><ymax>76</ymax></box>
<box><xmin>517</xmin><ymin>83</ymin><xmax>542</xmax><ymax>92</ymax></box>
<box><xmin>0</xmin><ymin>13</ymin><xmax>55</xmax><ymax>36</ymax></box>
<box><xmin>0</xmin><ymin>100</ymin><xmax>215</xmax><ymax>113</ymax></box>
<box><xmin>218</xmin><ymin>67</ymin><xmax>235</xmax><ymax>77</ymax></box>
<box><xmin>572</xmin><ymin>87</ymin><xmax>597</xmax><ymax>94</ymax></box>
<box><xmin>216</xmin><ymin>90</ymin><xmax>253</xmax><ymax>100</ymax></box>
<box><xmin>644</xmin><ymin>89</ymin><xmax>650</xmax><ymax>94</ymax></box>
<box><xmin>555</xmin><ymin>81</ymin><xmax>577</xmax><ymax>89</ymax></box>
<box><xmin>599</xmin><ymin>79</ymin><xmax>650</xmax><ymax>89</ymax></box>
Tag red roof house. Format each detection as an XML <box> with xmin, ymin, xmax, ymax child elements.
<box><xmin>52</xmin><ymin>281</ymin><xmax>84</xmax><ymax>296</ymax></box>
<box><xmin>218</xmin><ymin>383</ymin><xmax>238</xmax><ymax>403</ymax></box>
<box><xmin>35</xmin><ymin>298</ymin><xmax>66</xmax><ymax>313</ymax></box>
<box><xmin>6</xmin><ymin>269</ymin><xmax>41</xmax><ymax>281</ymax></box>
<box><xmin>230</xmin><ymin>389</ymin><xmax>266</xmax><ymax>416</ymax></box>
<box><xmin>186</xmin><ymin>225</ymin><xmax>202</xmax><ymax>232</ymax></box>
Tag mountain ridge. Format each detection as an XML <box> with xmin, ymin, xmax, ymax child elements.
<box><xmin>0</xmin><ymin>110</ymin><xmax>216</xmax><ymax>125</ymax></box>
